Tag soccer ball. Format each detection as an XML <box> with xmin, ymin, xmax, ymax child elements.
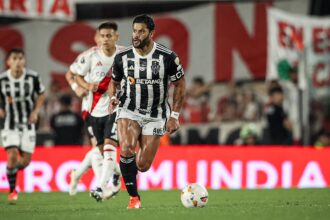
<box><xmin>180</xmin><ymin>183</ymin><xmax>208</xmax><ymax>208</ymax></box>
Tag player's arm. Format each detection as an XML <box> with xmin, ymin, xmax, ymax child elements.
<box><xmin>0</xmin><ymin>95</ymin><xmax>5</xmax><ymax>118</ymax></box>
<box><xmin>166</xmin><ymin>53</ymin><xmax>186</xmax><ymax>134</ymax></box>
<box><xmin>29</xmin><ymin>92</ymin><xmax>46</xmax><ymax>124</ymax></box>
<box><xmin>67</xmin><ymin>53</ymin><xmax>90</xmax><ymax>97</ymax></box>
<box><xmin>65</xmin><ymin>70</ymin><xmax>87</xmax><ymax>98</ymax></box>
<box><xmin>108</xmin><ymin>54</ymin><xmax>124</xmax><ymax>113</ymax></box>
<box><xmin>171</xmin><ymin>77</ymin><xmax>186</xmax><ymax>114</ymax></box>
<box><xmin>76</xmin><ymin>75</ymin><xmax>98</xmax><ymax>92</ymax></box>
<box><xmin>75</xmin><ymin>53</ymin><xmax>98</xmax><ymax>92</ymax></box>
<box><xmin>29</xmin><ymin>74</ymin><xmax>46</xmax><ymax>124</ymax></box>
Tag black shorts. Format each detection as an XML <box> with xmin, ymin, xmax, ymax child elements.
<box><xmin>84</xmin><ymin>113</ymin><xmax>94</xmax><ymax>138</ymax></box>
<box><xmin>90</xmin><ymin>112</ymin><xmax>118</xmax><ymax>146</ymax></box>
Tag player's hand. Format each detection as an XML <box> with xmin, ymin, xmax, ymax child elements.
<box><xmin>109</xmin><ymin>97</ymin><xmax>119</xmax><ymax>114</ymax></box>
<box><xmin>0</xmin><ymin>108</ymin><xmax>5</xmax><ymax>119</ymax></box>
<box><xmin>166</xmin><ymin>117</ymin><xmax>180</xmax><ymax>134</ymax></box>
<box><xmin>88</xmin><ymin>83</ymin><xmax>98</xmax><ymax>92</ymax></box>
<box><xmin>75</xmin><ymin>87</ymin><xmax>88</xmax><ymax>97</ymax></box>
<box><xmin>28</xmin><ymin>111</ymin><xmax>38</xmax><ymax>124</ymax></box>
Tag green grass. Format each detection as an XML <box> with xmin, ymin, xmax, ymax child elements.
<box><xmin>1</xmin><ymin>189</ymin><xmax>330</xmax><ymax>220</ymax></box>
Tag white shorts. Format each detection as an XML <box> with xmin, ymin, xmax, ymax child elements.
<box><xmin>1</xmin><ymin>129</ymin><xmax>36</xmax><ymax>153</ymax></box>
<box><xmin>117</xmin><ymin>108</ymin><xmax>166</xmax><ymax>136</ymax></box>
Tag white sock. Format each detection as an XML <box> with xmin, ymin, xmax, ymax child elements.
<box><xmin>114</xmin><ymin>162</ymin><xmax>121</xmax><ymax>175</ymax></box>
<box><xmin>91</xmin><ymin>148</ymin><xmax>103</xmax><ymax>186</ymax></box>
<box><xmin>74</xmin><ymin>148</ymin><xmax>94</xmax><ymax>180</ymax></box>
<box><xmin>100</xmin><ymin>144</ymin><xmax>117</xmax><ymax>190</ymax></box>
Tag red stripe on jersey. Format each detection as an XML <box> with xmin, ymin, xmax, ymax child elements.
<box><xmin>90</xmin><ymin>76</ymin><xmax>111</xmax><ymax>114</ymax></box>
<box><xmin>82</xmin><ymin>111</ymin><xmax>89</xmax><ymax>120</ymax></box>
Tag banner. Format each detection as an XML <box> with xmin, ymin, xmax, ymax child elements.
<box><xmin>267</xmin><ymin>8</ymin><xmax>330</xmax><ymax>97</ymax></box>
<box><xmin>1</xmin><ymin>146</ymin><xmax>329</xmax><ymax>192</ymax></box>
<box><xmin>0</xmin><ymin>2</ymin><xmax>273</xmax><ymax>88</ymax></box>
<box><xmin>0</xmin><ymin>0</ymin><xmax>75</xmax><ymax>21</ymax></box>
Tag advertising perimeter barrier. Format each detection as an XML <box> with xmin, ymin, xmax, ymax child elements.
<box><xmin>0</xmin><ymin>146</ymin><xmax>329</xmax><ymax>192</ymax></box>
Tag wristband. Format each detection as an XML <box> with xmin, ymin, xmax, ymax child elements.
<box><xmin>110</xmin><ymin>96</ymin><xmax>117</xmax><ymax>101</ymax></box>
<box><xmin>70</xmin><ymin>82</ymin><xmax>78</xmax><ymax>91</ymax></box>
<box><xmin>170</xmin><ymin>111</ymin><xmax>180</xmax><ymax>120</ymax></box>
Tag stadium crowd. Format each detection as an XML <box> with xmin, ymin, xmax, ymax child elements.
<box><xmin>38</xmin><ymin>74</ymin><xmax>330</xmax><ymax>147</ymax></box>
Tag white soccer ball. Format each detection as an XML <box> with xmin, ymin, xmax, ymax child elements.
<box><xmin>180</xmin><ymin>183</ymin><xmax>208</xmax><ymax>208</ymax></box>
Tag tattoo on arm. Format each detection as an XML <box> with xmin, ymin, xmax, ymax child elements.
<box><xmin>172</xmin><ymin>78</ymin><xmax>186</xmax><ymax>112</ymax></box>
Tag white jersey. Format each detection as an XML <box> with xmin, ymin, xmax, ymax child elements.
<box><xmin>75</xmin><ymin>45</ymin><xmax>125</xmax><ymax>117</ymax></box>
<box><xmin>70</xmin><ymin>47</ymin><xmax>97</xmax><ymax>115</ymax></box>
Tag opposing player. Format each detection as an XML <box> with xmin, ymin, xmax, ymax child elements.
<box><xmin>0</xmin><ymin>48</ymin><xmax>46</xmax><ymax>201</ymax></box>
<box><xmin>66</xmin><ymin>32</ymin><xmax>104</xmax><ymax>196</ymax></box>
<box><xmin>75</xmin><ymin>21</ymin><xmax>125</xmax><ymax>200</ymax></box>
<box><xmin>108</xmin><ymin>14</ymin><xmax>186</xmax><ymax>208</ymax></box>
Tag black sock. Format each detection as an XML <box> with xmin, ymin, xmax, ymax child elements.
<box><xmin>120</xmin><ymin>155</ymin><xmax>139</xmax><ymax>197</ymax></box>
<box><xmin>6</xmin><ymin>167</ymin><xmax>18</xmax><ymax>193</ymax></box>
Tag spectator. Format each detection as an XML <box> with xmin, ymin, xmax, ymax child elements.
<box><xmin>314</xmin><ymin>130</ymin><xmax>330</xmax><ymax>148</ymax></box>
<box><xmin>265</xmin><ymin>86</ymin><xmax>293</xmax><ymax>145</ymax></box>
<box><xmin>185</xmin><ymin>77</ymin><xmax>210</xmax><ymax>123</ymax></box>
<box><xmin>215</xmin><ymin>81</ymin><xmax>238</xmax><ymax>122</ymax></box>
<box><xmin>50</xmin><ymin>94</ymin><xmax>84</xmax><ymax>146</ymax></box>
<box><xmin>236</xmin><ymin>123</ymin><xmax>259</xmax><ymax>146</ymax></box>
<box><xmin>242</xmin><ymin>88</ymin><xmax>261</xmax><ymax>121</ymax></box>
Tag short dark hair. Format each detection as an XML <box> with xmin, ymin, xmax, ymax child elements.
<box><xmin>59</xmin><ymin>94</ymin><xmax>72</xmax><ymax>106</ymax></box>
<box><xmin>7</xmin><ymin>48</ymin><xmax>24</xmax><ymax>59</ymax></box>
<box><xmin>268</xmin><ymin>86</ymin><xmax>283</xmax><ymax>96</ymax></box>
<box><xmin>97</xmin><ymin>21</ymin><xmax>118</xmax><ymax>31</ymax></box>
<box><xmin>133</xmin><ymin>14</ymin><xmax>155</xmax><ymax>31</ymax></box>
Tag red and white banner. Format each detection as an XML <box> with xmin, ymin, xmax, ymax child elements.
<box><xmin>0</xmin><ymin>0</ymin><xmax>75</xmax><ymax>21</ymax></box>
<box><xmin>0</xmin><ymin>2</ymin><xmax>273</xmax><ymax>88</ymax></box>
<box><xmin>1</xmin><ymin>146</ymin><xmax>329</xmax><ymax>192</ymax></box>
<box><xmin>267</xmin><ymin>8</ymin><xmax>330</xmax><ymax>97</ymax></box>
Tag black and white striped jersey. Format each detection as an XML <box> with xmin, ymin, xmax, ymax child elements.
<box><xmin>112</xmin><ymin>43</ymin><xmax>184</xmax><ymax>119</ymax></box>
<box><xmin>0</xmin><ymin>68</ymin><xmax>45</xmax><ymax>130</ymax></box>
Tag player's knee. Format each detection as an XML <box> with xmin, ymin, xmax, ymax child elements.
<box><xmin>19</xmin><ymin>160</ymin><xmax>30</xmax><ymax>169</ymax></box>
<box><xmin>137</xmin><ymin>161</ymin><xmax>152</xmax><ymax>172</ymax></box>
<box><xmin>120</xmin><ymin>141</ymin><xmax>135</xmax><ymax>157</ymax></box>
<box><xmin>8</xmin><ymin>153</ymin><xmax>18</xmax><ymax>162</ymax></box>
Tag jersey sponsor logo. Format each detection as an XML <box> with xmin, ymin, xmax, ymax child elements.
<box><xmin>95</xmin><ymin>61</ymin><xmax>103</xmax><ymax>67</ymax></box>
<box><xmin>136</xmin><ymin>78</ymin><xmax>161</xmax><ymax>85</ymax></box>
<box><xmin>93</xmin><ymin>71</ymin><xmax>108</xmax><ymax>78</ymax></box>
<box><xmin>138</xmin><ymin>108</ymin><xmax>151</xmax><ymax>114</ymax></box>
<box><xmin>151</xmin><ymin>61</ymin><xmax>160</xmax><ymax>75</ymax></box>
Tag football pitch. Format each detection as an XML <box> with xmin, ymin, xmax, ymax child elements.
<box><xmin>1</xmin><ymin>188</ymin><xmax>330</xmax><ymax>220</ymax></box>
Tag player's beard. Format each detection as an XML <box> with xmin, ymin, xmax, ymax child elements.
<box><xmin>132</xmin><ymin>36</ymin><xmax>150</xmax><ymax>49</ymax></box>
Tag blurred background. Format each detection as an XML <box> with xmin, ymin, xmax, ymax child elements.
<box><xmin>0</xmin><ymin>0</ymin><xmax>329</xmax><ymax>147</ymax></box>
<box><xmin>1</xmin><ymin>0</ymin><xmax>330</xmax><ymax>192</ymax></box>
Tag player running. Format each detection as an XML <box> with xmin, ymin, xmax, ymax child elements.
<box><xmin>75</xmin><ymin>21</ymin><xmax>125</xmax><ymax>201</ymax></box>
<box><xmin>0</xmin><ymin>48</ymin><xmax>46</xmax><ymax>201</ymax></box>
<box><xmin>108</xmin><ymin>14</ymin><xmax>186</xmax><ymax>208</ymax></box>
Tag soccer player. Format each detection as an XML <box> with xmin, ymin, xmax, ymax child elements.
<box><xmin>108</xmin><ymin>14</ymin><xmax>186</xmax><ymax>209</ymax></box>
<box><xmin>75</xmin><ymin>21</ymin><xmax>125</xmax><ymax>200</ymax></box>
<box><xmin>0</xmin><ymin>48</ymin><xmax>46</xmax><ymax>201</ymax></box>
<box><xmin>66</xmin><ymin>33</ymin><xmax>104</xmax><ymax>196</ymax></box>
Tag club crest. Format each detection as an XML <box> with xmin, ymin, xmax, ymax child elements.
<box><xmin>151</xmin><ymin>61</ymin><xmax>160</xmax><ymax>75</ymax></box>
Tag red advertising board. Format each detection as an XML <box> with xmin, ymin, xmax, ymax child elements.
<box><xmin>1</xmin><ymin>146</ymin><xmax>329</xmax><ymax>192</ymax></box>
